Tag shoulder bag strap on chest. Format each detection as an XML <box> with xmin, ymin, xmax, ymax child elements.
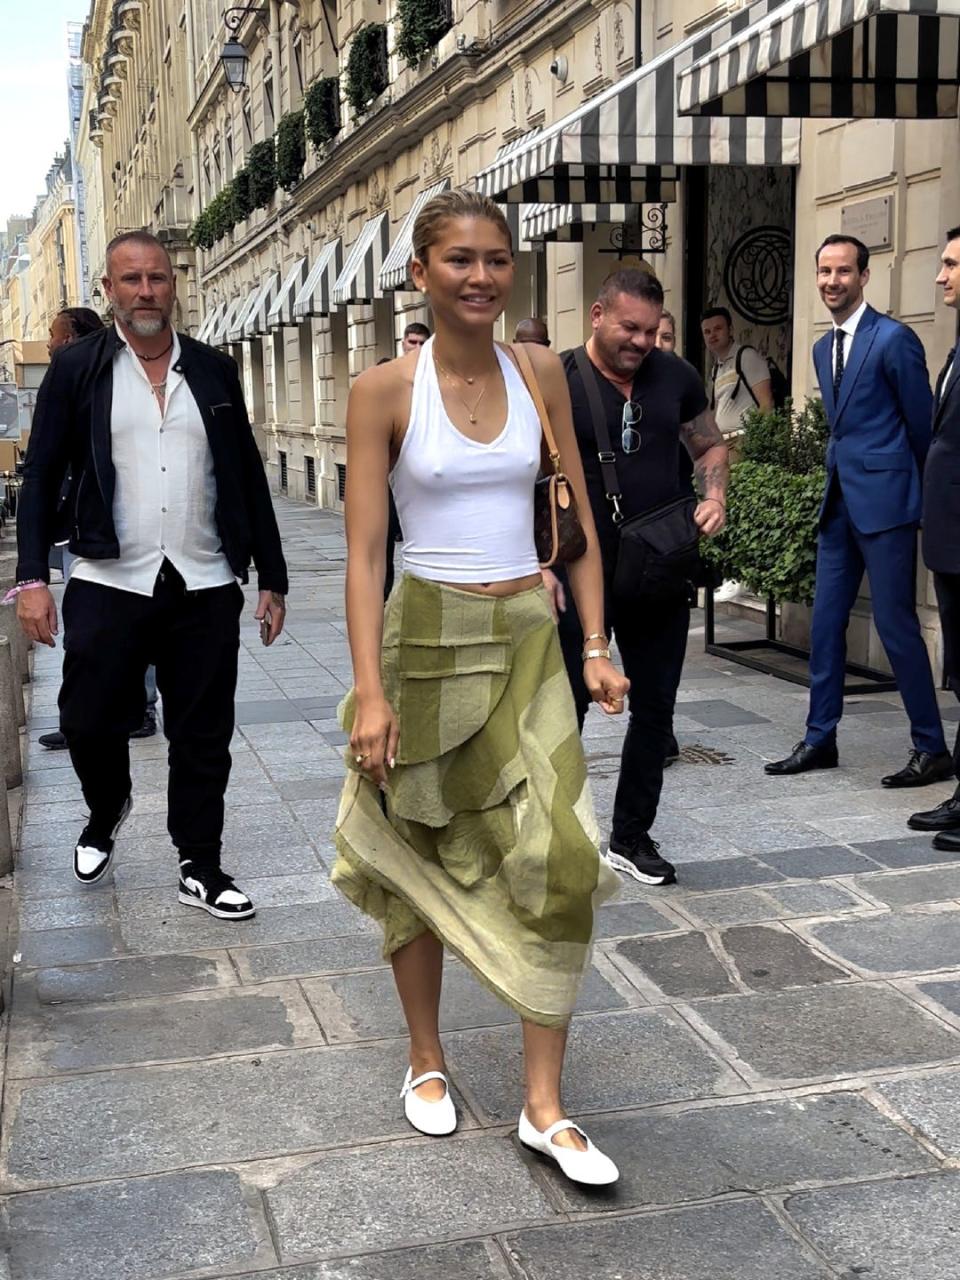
<box><xmin>572</xmin><ymin>345</ymin><xmax>623</xmax><ymax>522</ymax></box>
<box><xmin>510</xmin><ymin>341</ymin><xmax>561</xmax><ymax>475</ymax></box>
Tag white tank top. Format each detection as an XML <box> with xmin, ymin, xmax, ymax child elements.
<box><xmin>390</xmin><ymin>335</ymin><xmax>543</xmax><ymax>583</ymax></box>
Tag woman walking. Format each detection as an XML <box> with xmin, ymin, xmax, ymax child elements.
<box><xmin>333</xmin><ymin>189</ymin><xmax>628</xmax><ymax>1187</ymax></box>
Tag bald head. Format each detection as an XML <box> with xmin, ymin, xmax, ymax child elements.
<box><xmin>514</xmin><ymin>317</ymin><xmax>550</xmax><ymax>347</ymax></box>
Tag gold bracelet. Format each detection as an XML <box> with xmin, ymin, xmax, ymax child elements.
<box><xmin>582</xmin><ymin>647</ymin><xmax>611</xmax><ymax>661</ymax></box>
<box><xmin>583</xmin><ymin>632</ymin><xmax>607</xmax><ymax>645</ymax></box>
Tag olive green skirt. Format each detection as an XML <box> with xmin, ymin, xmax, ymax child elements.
<box><xmin>332</xmin><ymin>574</ymin><xmax>618</xmax><ymax>1026</ymax></box>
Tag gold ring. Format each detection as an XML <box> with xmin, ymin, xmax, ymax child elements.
<box><xmin>355</xmin><ymin>753</ymin><xmax>369</xmax><ymax>764</ymax></box>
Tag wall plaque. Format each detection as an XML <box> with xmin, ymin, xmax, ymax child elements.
<box><xmin>841</xmin><ymin>194</ymin><xmax>893</xmax><ymax>251</ymax></box>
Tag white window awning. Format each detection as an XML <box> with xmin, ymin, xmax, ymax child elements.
<box><xmin>521</xmin><ymin>202</ymin><xmax>641</xmax><ymax>245</ymax></box>
<box><xmin>195</xmin><ymin>300</ymin><xmax>224</xmax><ymax>344</ymax></box>
<box><xmin>212</xmin><ymin>296</ymin><xmax>244</xmax><ymax>346</ymax></box>
<box><xmin>268</xmin><ymin>257</ymin><xmax>308</xmax><ymax>327</ymax></box>
<box><xmin>474</xmin><ymin>0</ymin><xmax>800</xmax><ymax>206</ymax></box>
<box><xmin>332</xmin><ymin>213</ymin><xmax>391</xmax><ymax>306</ymax></box>
<box><xmin>293</xmin><ymin>239</ymin><xmax>343</xmax><ymax>319</ymax></box>
<box><xmin>678</xmin><ymin>0</ymin><xmax>960</xmax><ymax>120</ymax></box>
<box><xmin>227</xmin><ymin>287</ymin><xmax>260</xmax><ymax>342</ymax></box>
<box><xmin>379</xmin><ymin>179</ymin><xmax>450</xmax><ymax>292</ymax></box>
<box><xmin>243</xmin><ymin>272</ymin><xmax>279</xmax><ymax>338</ymax></box>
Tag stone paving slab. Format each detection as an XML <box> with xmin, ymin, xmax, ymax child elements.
<box><xmin>232</xmin><ymin>934</ymin><xmax>386</xmax><ymax>983</ymax></box>
<box><xmin>3</xmin><ymin>1168</ymin><xmax>271</xmax><ymax>1280</ymax></box>
<box><xmin>231</xmin><ymin>1241</ymin><xmax>516</xmax><ymax>1280</ymax></box>
<box><xmin>31</xmin><ymin>951</ymin><xmax>235</xmax><ymax>1004</ymax></box>
<box><xmin>504</xmin><ymin>1199</ymin><xmax>829</xmax><ymax>1279</ymax></box>
<box><xmin>853</xmin><ymin>865</ymin><xmax>960</xmax><ymax>908</ymax></box>
<box><xmin>785</xmin><ymin>1171</ymin><xmax>960</xmax><ymax>1280</ymax></box>
<box><xmin>878</xmin><ymin>1069</ymin><xmax>960</xmax><ymax>1156</ymax></box>
<box><xmin>806</xmin><ymin>910</ymin><xmax>960</xmax><ymax>977</ymax></box>
<box><xmin>117</xmin><ymin>900</ymin><xmax>375</xmax><ymax>956</ymax></box>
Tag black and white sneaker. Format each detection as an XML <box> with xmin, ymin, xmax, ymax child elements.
<box><xmin>178</xmin><ymin>862</ymin><xmax>255</xmax><ymax>920</ymax></box>
<box><xmin>73</xmin><ymin>795</ymin><xmax>133</xmax><ymax>884</ymax></box>
<box><xmin>607</xmin><ymin>834</ymin><xmax>677</xmax><ymax>886</ymax></box>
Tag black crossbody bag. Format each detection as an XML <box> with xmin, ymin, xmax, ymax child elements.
<box><xmin>573</xmin><ymin>347</ymin><xmax>703</xmax><ymax>600</ymax></box>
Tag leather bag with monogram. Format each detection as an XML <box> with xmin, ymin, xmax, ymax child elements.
<box><xmin>512</xmin><ymin>342</ymin><xmax>588</xmax><ymax>568</ymax></box>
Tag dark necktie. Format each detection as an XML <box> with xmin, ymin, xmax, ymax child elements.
<box><xmin>833</xmin><ymin>328</ymin><xmax>845</xmax><ymax>401</ymax></box>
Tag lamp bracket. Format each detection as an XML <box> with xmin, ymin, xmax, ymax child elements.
<box><xmin>223</xmin><ymin>6</ymin><xmax>269</xmax><ymax>33</ymax></box>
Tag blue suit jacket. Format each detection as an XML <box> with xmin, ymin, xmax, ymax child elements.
<box><xmin>813</xmin><ymin>305</ymin><xmax>933</xmax><ymax>534</ymax></box>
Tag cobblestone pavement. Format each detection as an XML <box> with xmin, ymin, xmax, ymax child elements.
<box><xmin>4</xmin><ymin>496</ymin><xmax>960</xmax><ymax>1279</ymax></box>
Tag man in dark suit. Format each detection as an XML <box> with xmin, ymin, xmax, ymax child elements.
<box><xmin>12</xmin><ymin>230</ymin><xmax>288</xmax><ymax>918</ymax></box>
<box><xmin>767</xmin><ymin>234</ymin><xmax>950</xmax><ymax>785</ymax></box>
<box><xmin>908</xmin><ymin>227</ymin><xmax>960</xmax><ymax>842</ymax></box>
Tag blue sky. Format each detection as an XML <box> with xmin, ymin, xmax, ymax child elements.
<box><xmin>0</xmin><ymin>0</ymin><xmax>91</xmax><ymax>226</ymax></box>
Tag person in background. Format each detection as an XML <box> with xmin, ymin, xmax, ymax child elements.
<box><xmin>514</xmin><ymin>317</ymin><xmax>551</xmax><ymax>347</ymax></box>
<box><xmin>766</xmin><ymin>234</ymin><xmax>949</xmax><ymax>788</ymax></box>
<box><xmin>401</xmin><ymin>322</ymin><xmax>431</xmax><ymax>353</ymax></box>
<box><xmin>40</xmin><ymin>305</ymin><xmax>159</xmax><ymax>750</ymax></box>
<box><xmin>656</xmin><ymin>310</ymin><xmax>677</xmax><ymax>353</ymax></box>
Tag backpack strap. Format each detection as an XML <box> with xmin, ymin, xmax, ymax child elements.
<box><xmin>572</xmin><ymin>345</ymin><xmax>625</xmax><ymax>523</ymax></box>
<box><xmin>736</xmin><ymin>345</ymin><xmax>761</xmax><ymax>409</ymax></box>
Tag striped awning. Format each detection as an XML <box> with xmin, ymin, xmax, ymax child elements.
<box><xmin>195</xmin><ymin>300</ymin><xmax>224</xmax><ymax>344</ymax></box>
<box><xmin>228</xmin><ymin>286</ymin><xmax>260</xmax><ymax>342</ymax></box>
<box><xmin>332</xmin><ymin>213</ymin><xmax>391</xmax><ymax>306</ymax></box>
<box><xmin>475</xmin><ymin>0</ymin><xmax>800</xmax><ymax>205</ymax></box>
<box><xmin>380</xmin><ymin>179</ymin><xmax>450</xmax><ymax>291</ymax></box>
<box><xmin>243</xmin><ymin>272</ymin><xmax>279</xmax><ymax>338</ymax></box>
<box><xmin>293</xmin><ymin>240</ymin><xmax>343</xmax><ymax>319</ymax></box>
<box><xmin>678</xmin><ymin>0</ymin><xmax>960</xmax><ymax>119</ymax></box>
<box><xmin>268</xmin><ymin>257</ymin><xmax>308</xmax><ymax>327</ymax></box>
<box><xmin>213</xmin><ymin>296</ymin><xmax>244</xmax><ymax>346</ymax></box>
<box><xmin>522</xmin><ymin>202</ymin><xmax>641</xmax><ymax>244</ymax></box>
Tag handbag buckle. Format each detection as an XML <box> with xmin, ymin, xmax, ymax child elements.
<box><xmin>598</xmin><ymin>451</ymin><xmax>616</xmax><ymax>464</ymax></box>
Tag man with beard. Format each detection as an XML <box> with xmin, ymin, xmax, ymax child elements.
<box><xmin>543</xmin><ymin>268</ymin><xmax>728</xmax><ymax>886</ymax></box>
<box><xmin>12</xmin><ymin>231</ymin><xmax>288</xmax><ymax>918</ymax></box>
<box><xmin>766</xmin><ymin>234</ymin><xmax>949</xmax><ymax>786</ymax></box>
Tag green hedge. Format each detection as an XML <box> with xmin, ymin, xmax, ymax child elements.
<box><xmin>305</xmin><ymin>77</ymin><xmax>341</xmax><ymax>149</ymax></box>
<box><xmin>246</xmin><ymin>139</ymin><xmax>277</xmax><ymax>208</ymax></box>
<box><xmin>344</xmin><ymin>23</ymin><xmax>388</xmax><ymax>117</ymax></box>
<box><xmin>276</xmin><ymin>110</ymin><xmax>306</xmax><ymax>191</ymax></box>
<box><xmin>395</xmin><ymin>0</ymin><xmax>451</xmax><ymax>65</ymax></box>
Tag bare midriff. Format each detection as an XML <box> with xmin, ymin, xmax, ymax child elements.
<box><xmin>437</xmin><ymin>572</ymin><xmax>543</xmax><ymax>598</ymax></box>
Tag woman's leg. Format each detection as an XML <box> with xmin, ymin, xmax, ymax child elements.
<box><xmin>521</xmin><ymin>1021</ymin><xmax>587</xmax><ymax>1150</ymax></box>
<box><xmin>391</xmin><ymin>930</ymin><xmax>447</xmax><ymax>1099</ymax></box>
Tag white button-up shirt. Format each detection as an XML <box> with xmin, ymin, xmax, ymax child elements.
<box><xmin>71</xmin><ymin>325</ymin><xmax>235</xmax><ymax>597</ymax></box>
<box><xmin>832</xmin><ymin>298</ymin><xmax>868</xmax><ymax>378</ymax></box>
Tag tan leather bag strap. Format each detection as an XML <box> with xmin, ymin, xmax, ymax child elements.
<box><xmin>510</xmin><ymin>342</ymin><xmax>561</xmax><ymax>474</ymax></box>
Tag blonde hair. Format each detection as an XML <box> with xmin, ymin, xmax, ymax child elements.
<box><xmin>412</xmin><ymin>188</ymin><xmax>512</xmax><ymax>264</ymax></box>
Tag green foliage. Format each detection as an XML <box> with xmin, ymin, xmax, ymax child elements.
<box><xmin>206</xmin><ymin>187</ymin><xmax>238</xmax><ymax>242</ymax></box>
<box><xmin>305</xmin><ymin>77</ymin><xmax>341</xmax><ymax>149</ymax></box>
<box><xmin>230</xmin><ymin>166</ymin><xmax>253</xmax><ymax>221</ymax></box>
<box><xmin>189</xmin><ymin>208</ymin><xmax>215</xmax><ymax>250</ymax></box>
<box><xmin>395</xmin><ymin>0</ymin><xmax>451</xmax><ymax>66</ymax></box>
<box><xmin>276</xmin><ymin>110</ymin><xmax>306</xmax><ymax>191</ymax></box>
<box><xmin>701</xmin><ymin>399</ymin><xmax>829</xmax><ymax>604</ymax></box>
<box><xmin>246</xmin><ymin>139</ymin><xmax>277</xmax><ymax>208</ymax></box>
<box><xmin>344</xmin><ymin>23</ymin><xmax>388</xmax><ymax>117</ymax></box>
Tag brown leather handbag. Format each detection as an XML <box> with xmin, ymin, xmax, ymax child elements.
<box><xmin>511</xmin><ymin>342</ymin><xmax>588</xmax><ymax>569</ymax></box>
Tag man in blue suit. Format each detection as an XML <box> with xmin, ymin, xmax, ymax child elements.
<box><xmin>767</xmin><ymin>234</ymin><xmax>951</xmax><ymax>785</ymax></box>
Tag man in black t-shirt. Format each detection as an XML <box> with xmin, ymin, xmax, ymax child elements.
<box><xmin>545</xmin><ymin>268</ymin><xmax>729</xmax><ymax>886</ymax></box>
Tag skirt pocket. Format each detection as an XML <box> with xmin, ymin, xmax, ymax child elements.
<box><xmin>394</xmin><ymin>639</ymin><xmax>511</xmax><ymax>764</ymax></box>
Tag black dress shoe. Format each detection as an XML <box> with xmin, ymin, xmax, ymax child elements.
<box><xmin>908</xmin><ymin>788</ymin><xmax>960</xmax><ymax>831</ymax></box>
<box><xmin>881</xmin><ymin>750</ymin><xmax>954</xmax><ymax>789</ymax></box>
<box><xmin>129</xmin><ymin>709</ymin><xmax>157</xmax><ymax>740</ymax></box>
<box><xmin>764</xmin><ymin>740</ymin><xmax>838</xmax><ymax>776</ymax></box>
<box><xmin>38</xmin><ymin>730</ymin><xmax>68</xmax><ymax>751</ymax></box>
<box><xmin>933</xmin><ymin>830</ymin><xmax>960</xmax><ymax>852</ymax></box>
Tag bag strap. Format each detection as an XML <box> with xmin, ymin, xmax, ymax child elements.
<box><xmin>736</xmin><ymin>345</ymin><xmax>760</xmax><ymax>409</ymax></box>
<box><xmin>572</xmin><ymin>345</ymin><xmax>625</xmax><ymax>523</ymax></box>
<box><xmin>510</xmin><ymin>342</ymin><xmax>560</xmax><ymax>476</ymax></box>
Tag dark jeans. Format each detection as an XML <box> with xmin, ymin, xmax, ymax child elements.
<box><xmin>556</xmin><ymin>579</ymin><xmax>690</xmax><ymax>845</ymax></box>
<box><xmin>383</xmin><ymin>490</ymin><xmax>403</xmax><ymax>601</ymax></box>
<box><xmin>934</xmin><ymin>570</ymin><xmax>960</xmax><ymax>782</ymax></box>
<box><xmin>59</xmin><ymin>562</ymin><xmax>244</xmax><ymax>867</ymax></box>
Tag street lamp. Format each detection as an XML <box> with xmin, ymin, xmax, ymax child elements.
<box><xmin>91</xmin><ymin>283</ymin><xmax>103</xmax><ymax>306</ymax></box>
<box><xmin>220</xmin><ymin>7</ymin><xmax>269</xmax><ymax>92</ymax></box>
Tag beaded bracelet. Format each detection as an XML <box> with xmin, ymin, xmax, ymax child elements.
<box><xmin>2</xmin><ymin>580</ymin><xmax>45</xmax><ymax>605</ymax></box>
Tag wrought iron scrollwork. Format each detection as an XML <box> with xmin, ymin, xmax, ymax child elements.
<box><xmin>607</xmin><ymin>204</ymin><xmax>669</xmax><ymax>258</ymax></box>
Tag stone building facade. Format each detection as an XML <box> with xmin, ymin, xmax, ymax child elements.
<box><xmin>25</xmin><ymin>152</ymin><xmax>83</xmax><ymax>343</ymax></box>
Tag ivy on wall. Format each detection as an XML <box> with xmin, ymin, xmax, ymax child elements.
<box><xmin>305</xmin><ymin>77</ymin><xmax>341</xmax><ymax>149</ymax></box>
<box><xmin>344</xmin><ymin>23</ymin><xmax>388</xmax><ymax>118</ymax></box>
<box><xmin>276</xmin><ymin>110</ymin><xmax>306</xmax><ymax>191</ymax></box>
<box><xmin>395</xmin><ymin>0</ymin><xmax>451</xmax><ymax>66</ymax></box>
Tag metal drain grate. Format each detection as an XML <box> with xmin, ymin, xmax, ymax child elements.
<box><xmin>676</xmin><ymin>743</ymin><xmax>735</xmax><ymax>765</ymax></box>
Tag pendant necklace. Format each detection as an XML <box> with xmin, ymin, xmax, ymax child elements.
<box><xmin>433</xmin><ymin>354</ymin><xmax>491</xmax><ymax>424</ymax></box>
<box><xmin>133</xmin><ymin>337</ymin><xmax>174</xmax><ymax>362</ymax></box>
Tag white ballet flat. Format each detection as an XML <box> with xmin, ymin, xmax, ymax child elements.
<box><xmin>400</xmin><ymin>1067</ymin><xmax>458</xmax><ymax>1136</ymax></box>
<box><xmin>518</xmin><ymin>1110</ymin><xmax>620</xmax><ymax>1186</ymax></box>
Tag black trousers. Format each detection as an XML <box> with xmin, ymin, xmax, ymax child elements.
<box><xmin>934</xmin><ymin>570</ymin><xmax>960</xmax><ymax>782</ymax></box>
<box><xmin>556</xmin><ymin>578</ymin><xmax>690</xmax><ymax>845</ymax></box>
<box><xmin>383</xmin><ymin>490</ymin><xmax>403</xmax><ymax>601</ymax></box>
<box><xmin>59</xmin><ymin>563</ymin><xmax>244</xmax><ymax>866</ymax></box>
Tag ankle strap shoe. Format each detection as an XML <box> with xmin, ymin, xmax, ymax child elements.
<box><xmin>401</xmin><ymin>1067</ymin><xmax>457</xmax><ymax>1136</ymax></box>
<box><xmin>518</xmin><ymin>1110</ymin><xmax>619</xmax><ymax>1186</ymax></box>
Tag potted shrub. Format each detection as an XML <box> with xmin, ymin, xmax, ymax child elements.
<box><xmin>305</xmin><ymin>77</ymin><xmax>341</xmax><ymax>149</ymax></box>
<box><xmin>276</xmin><ymin>110</ymin><xmax>306</xmax><ymax>191</ymax></box>
<box><xmin>344</xmin><ymin>23</ymin><xmax>388</xmax><ymax>118</ymax></box>
<box><xmin>395</xmin><ymin>0</ymin><xmax>452</xmax><ymax>66</ymax></box>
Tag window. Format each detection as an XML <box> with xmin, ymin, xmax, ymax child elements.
<box><xmin>293</xmin><ymin>36</ymin><xmax>305</xmax><ymax>101</ymax></box>
<box><xmin>225</xmin><ymin>123</ymin><xmax>234</xmax><ymax>180</ymax></box>
<box><xmin>336</xmin><ymin>464</ymin><xmax>346</xmax><ymax>502</ymax></box>
<box><xmin>263</xmin><ymin>55</ymin><xmax>275</xmax><ymax>134</ymax></box>
<box><xmin>242</xmin><ymin>100</ymin><xmax>252</xmax><ymax>145</ymax></box>
<box><xmin>305</xmin><ymin>456</ymin><xmax>316</xmax><ymax>496</ymax></box>
<box><xmin>279</xmin><ymin>450</ymin><xmax>288</xmax><ymax>493</ymax></box>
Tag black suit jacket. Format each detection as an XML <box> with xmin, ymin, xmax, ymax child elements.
<box><xmin>15</xmin><ymin>326</ymin><xmax>288</xmax><ymax>593</ymax></box>
<box><xmin>922</xmin><ymin>345</ymin><xmax>960</xmax><ymax>574</ymax></box>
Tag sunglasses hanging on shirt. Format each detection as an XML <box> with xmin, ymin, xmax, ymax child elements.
<box><xmin>621</xmin><ymin>400</ymin><xmax>643</xmax><ymax>454</ymax></box>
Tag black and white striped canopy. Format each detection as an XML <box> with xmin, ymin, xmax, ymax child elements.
<box><xmin>474</xmin><ymin>0</ymin><xmax>799</xmax><ymax>206</ymax></box>
<box><xmin>243</xmin><ymin>272</ymin><xmax>279</xmax><ymax>339</ymax></box>
<box><xmin>380</xmin><ymin>179</ymin><xmax>450</xmax><ymax>291</ymax></box>
<box><xmin>195</xmin><ymin>300</ymin><xmax>224</xmax><ymax>344</ymax></box>
<box><xmin>268</xmin><ymin>257</ymin><xmax>308</xmax><ymax>327</ymax></box>
<box><xmin>333</xmin><ymin>214</ymin><xmax>391</xmax><ymax>306</ymax></box>
<box><xmin>678</xmin><ymin>0</ymin><xmax>960</xmax><ymax>119</ymax></box>
<box><xmin>522</xmin><ymin>203</ymin><xmax>640</xmax><ymax>244</ymax></box>
<box><xmin>293</xmin><ymin>240</ymin><xmax>343</xmax><ymax>319</ymax></box>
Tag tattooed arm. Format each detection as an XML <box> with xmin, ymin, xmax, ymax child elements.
<box><xmin>679</xmin><ymin>408</ymin><xmax>729</xmax><ymax>537</ymax></box>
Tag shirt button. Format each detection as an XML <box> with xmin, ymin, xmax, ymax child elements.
<box><xmin>161</xmin><ymin>466</ymin><xmax>166</xmax><ymax>472</ymax></box>
<box><xmin>160</xmin><ymin>544</ymin><xmax>165</xmax><ymax>550</ymax></box>
<box><xmin>162</xmin><ymin>507</ymin><xmax>167</xmax><ymax>513</ymax></box>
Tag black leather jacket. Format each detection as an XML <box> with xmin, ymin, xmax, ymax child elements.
<box><xmin>16</xmin><ymin>325</ymin><xmax>288</xmax><ymax>594</ymax></box>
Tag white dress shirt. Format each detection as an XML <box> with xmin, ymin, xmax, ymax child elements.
<box><xmin>832</xmin><ymin>298</ymin><xmax>868</xmax><ymax>377</ymax></box>
<box><xmin>71</xmin><ymin>325</ymin><xmax>235</xmax><ymax>597</ymax></box>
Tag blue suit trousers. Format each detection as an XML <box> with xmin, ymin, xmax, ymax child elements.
<box><xmin>806</xmin><ymin>486</ymin><xmax>945</xmax><ymax>754</ymax></box>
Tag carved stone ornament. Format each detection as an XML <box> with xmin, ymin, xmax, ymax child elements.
<box><xmin>325</xmin><ymin>200</ymin><xmax>345</xmax><ymax>237</ymax></box>
<box><xmin>510</xmin><ymin>83</ymin><xmax>517</xmax><ymax>124</ymax></box>
<box><xmin>594</xmin><ymin>26</ymin><xmax>603</xmax><ymax>74</ymax></box>
<box><xmin>368</xmin><ymin>171</ymin><xmax>389</xmax><ymax>212</ymax></box>
<box><xmin>614</xmin><ymin>9</ymin><xmax>625</xmax><ymax>60</ymax></box>
<box><xmin>524</xmin><ymin>72</ymin><xmax>533</xmax><ymax>117</ymax></box>
<box><xmin>423</xmin><ymin>131</ymin><xmax>452</xmax><ymax>181</ymax></box>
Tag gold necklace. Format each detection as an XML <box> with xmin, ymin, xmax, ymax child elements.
<box><xmin>433</xmin><ymin>354</ymin><xmax>493</xmax><ymax>425</ymax></box>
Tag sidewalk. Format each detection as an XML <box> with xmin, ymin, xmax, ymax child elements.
<box><xmin>3</xmin><ymin>496</ymin><xmax>960</xmax><ymax>1280</ymax></box>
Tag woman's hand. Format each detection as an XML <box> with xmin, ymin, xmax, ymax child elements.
<box><xmin>583</xmin><ymin>657</ymin><xmax>630</xmax><ymax>716</ymax></box>
<box><xmin>540</xmin><ymin>568</ymin><xmax>567</xmax><ymax>621</ymax></box>
<box><xmin>350</xmin><ymin>692</ymin><xmax>400</xmax><ymax>787</ymax></box>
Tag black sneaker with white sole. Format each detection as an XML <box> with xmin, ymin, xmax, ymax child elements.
<box><xmin>607</xmin><ymin>834</ymin><xmax>677</xmax><ymax>886</ymax></box>
<box><xmin>73</xmin><ymin>795</ymin><xmax>133</xmax><ymax>884</ymax></box>
<box><xmin>178</xmin><ymin>861</ymin><xmax>256</xmax><ymax>919</ymax></box>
